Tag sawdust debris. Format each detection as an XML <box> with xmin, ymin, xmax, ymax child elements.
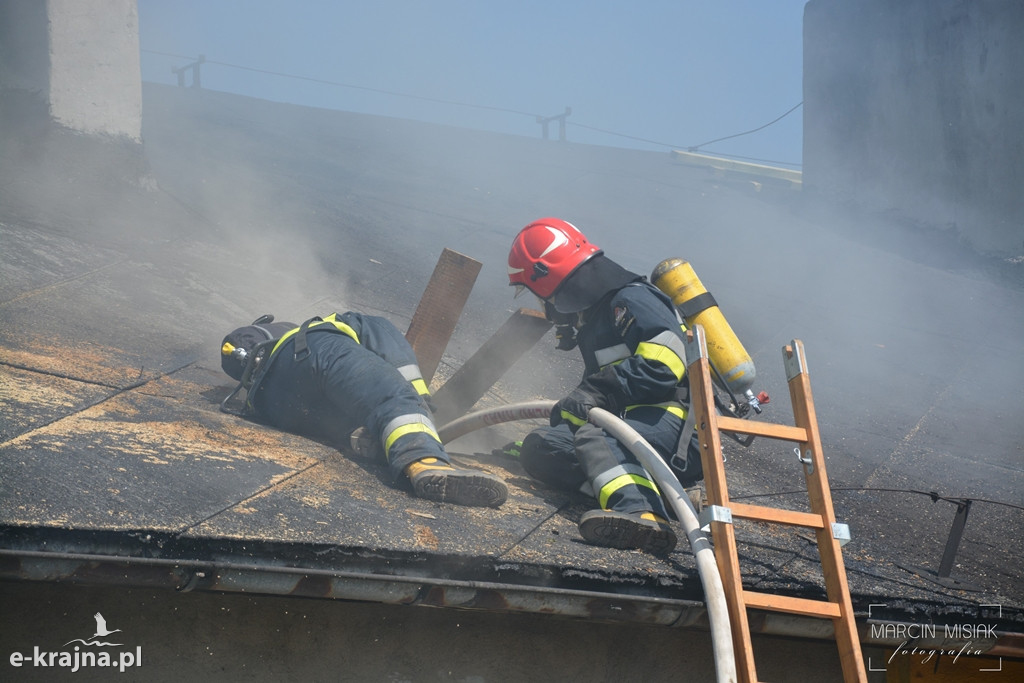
<box><xmin>413</xmin><ymin>524</ymin><xmax>438</xmax><ymax>550</ymax></box>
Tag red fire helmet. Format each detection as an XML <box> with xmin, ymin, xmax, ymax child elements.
<box><xmin>507</xmin><ymin>218</ymin><xmax>602</xmax><ymax>300</ymax></box>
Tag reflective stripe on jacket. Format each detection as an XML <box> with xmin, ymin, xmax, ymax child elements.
<box><xmin>575</xmin><ymin>281</ymin><xmax>689</xmax><ymax>419</ymax></box>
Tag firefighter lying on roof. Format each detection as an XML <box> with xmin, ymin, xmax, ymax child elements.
<box><xmin>220</xmin><ymin>311</ymin><xmax>508</xmax><ymax>508</ymax></box>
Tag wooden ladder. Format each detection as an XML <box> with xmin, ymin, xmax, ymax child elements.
<box><xmin>684</xmin><ymin>328</ymin><xmax>867</xmax><ymax>683</ymax></box>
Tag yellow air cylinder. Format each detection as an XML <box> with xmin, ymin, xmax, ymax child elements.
<box><xmin>651</xmin><ymin>258</ymin><xmax>756</xmax><ymax>396</ymax></box>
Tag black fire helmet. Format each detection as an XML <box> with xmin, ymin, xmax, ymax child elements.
<box><xmin>220</xmin><ymin>314</ymin><xmax>296</xmax><ymax>381</ymax></box>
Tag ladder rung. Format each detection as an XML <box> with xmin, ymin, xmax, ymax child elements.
<box><xmin>728</xmin><ymin>502</ymin><xmax>825</xmax><ymax>529</ymax></box>
<box><xmin>743</xmin><ymin>590</ymin><xmax>842</xmax><ymax>619</ymax></box>
<box><xmin>716</xmin><ymin>416</ymin><xmax>807</xmax><ymax>442</ymax></box>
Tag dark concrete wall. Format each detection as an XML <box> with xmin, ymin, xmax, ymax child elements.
<box><xmin>0</xmin><ymin>581</ymin><xmax>852</xmax><ymax>682</ymax></box>
<box><xmin>803</xmin><ymin>0</ymin><xmax>1024</xmax><ymax>255</ymax></box>
<box><xmin>0</xmin><ymin>0</ymin><xmax>50</xmax><ymax>94</ymax></box>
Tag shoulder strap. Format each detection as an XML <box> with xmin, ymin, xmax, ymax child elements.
<box><xmin>268</xmin><ymin>315</ymin><xmax>362</xmax><ymax>363</ymax></box>
<box><xmin>292</xmin><ymin>316</ymin><xmax>323</xmax><ymax>361</ymax></box>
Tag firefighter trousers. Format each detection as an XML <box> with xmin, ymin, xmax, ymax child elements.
<box><xmin>254</xmin><ymin>330</ymin><xmax>446</xmax><ymax>481</ymax></box>
<box><xmin>519</xmin><ymin>405</ymin><xmax>702</xmax><ymax>517</ymax></box>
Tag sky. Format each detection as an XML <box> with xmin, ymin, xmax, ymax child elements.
<box><xmin>138</xmin><ymin>1</ymin><xmax>807</xmax><ymax>168</ymax></box>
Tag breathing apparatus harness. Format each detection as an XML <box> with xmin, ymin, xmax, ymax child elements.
<box><xmin>220</xmin><ymin>314</ymin><xmax>286</xmax><ymax>416</ymax></box>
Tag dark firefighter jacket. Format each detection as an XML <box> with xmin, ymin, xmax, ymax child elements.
<box><xmin>236</xmin><ymin>312</ymin><xmax>443</xmax><ymax>481</ymax></box>
<box><xmin>244</xmin><ymin>312</ymin><xmax>428</xmax><ymax>414</ymax></box>
<box><xmin>572</xmin><ymin>280</ymin><xmax>689</xmax><ymax>422</ymax></box>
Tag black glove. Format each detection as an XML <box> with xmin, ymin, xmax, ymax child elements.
<box><xmin>544</xmin><ymin>301</ymin><xmax>578</xmax><ymax>352</ymax></box>
<box><xmin>550</xmin><ymin>387</ymin><xmax>599</xmax><ymax>430</ymax></box>
<box><xmin>554</xmin><ymin>324</ymin><xmax>578</xmax><ymax>351</ymax></box>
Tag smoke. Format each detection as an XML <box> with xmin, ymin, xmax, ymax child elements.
<box><xmin>803</xmin><ymin>0</ymin><xmax>1024</xmax><ymax>256</ymax></box>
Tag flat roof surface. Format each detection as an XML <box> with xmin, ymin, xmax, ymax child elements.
<box><xmin>1</xmin><ymin>85</ymin><xmax>1022</xmax><ymax>635</ymax></box>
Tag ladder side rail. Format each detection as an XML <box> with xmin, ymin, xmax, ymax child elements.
<box><xmin>785</xmin><ymin>341</ymin><xmax>867</xmax><ymax>683</ymax></box>
<box><xmin>687</xmin><ymin>331</ymin><xmax>760</xmax><ymax>683</ymax></box>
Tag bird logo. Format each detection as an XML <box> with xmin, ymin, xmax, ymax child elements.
<box><xmin>92</xmin><ymin>613</ymin><xmax>122</xmax><ymax>639</ymax></box>
<box><xmin>63</xmin><ymin>612</ymin><xmax>123</xmax><ymax>647</ymax></box>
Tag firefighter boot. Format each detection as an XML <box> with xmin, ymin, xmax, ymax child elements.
<box><xmin>578</xmin><ymin>509</ymin><xmax>678</xmax><ymax>555</ymax></box>
<box><xmin>405</xmin><ymin>457</ymin><xmax>508</xmax><ymax>508</ymax></box>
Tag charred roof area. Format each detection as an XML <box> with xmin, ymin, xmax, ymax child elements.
<box><xmin>1</xmin><ymin>84</ymin><xmax>1022</xmax><ymax>639</ymax></box>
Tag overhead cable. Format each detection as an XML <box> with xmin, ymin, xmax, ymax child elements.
<box><xmin>142</xmin><ymin>49</ymin><xmax>802</xmax><ymax>166</ymax></box>
<box><xmin>687</xmin><ymin>101</ymin><xmax>804</xmax><ymax>151</ymax></box>
<box><xmin>142</xmin><ymin>49</ymin><xmax>539</xmax><ymax>118</ymax></box>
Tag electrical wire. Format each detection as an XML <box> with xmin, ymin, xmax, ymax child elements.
<box><xmin>141</xmin><ymin>49</ymin><xmax>802</xmax><ymax>167</ymax></box>
<box><xmin>566</xmin><ymin>120</ymin><xmax>688</xmax><ymax>150</ymax></box>
<box><xmin>687</xmin><ymin>101</ymin><xmax>804</xmax><ymax>150</ymax></box>
<box><xmin>733</xmin><ymin>486</ymin><xmax>1024</xmax><ymax>512</ymax></box>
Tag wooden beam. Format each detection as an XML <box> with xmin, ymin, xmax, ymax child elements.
<box><xmin>405</xmin><ymin>248</ymin><xmax>482</xmax><ymax>384</ymax></box>
<box><xmin>430</xmin><ymin>308</ymin><xmax>552</xmax><ymax>425</ymax></box>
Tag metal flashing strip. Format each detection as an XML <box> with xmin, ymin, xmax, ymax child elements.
<box><xmin>0</xmin><ymin>547</ymin><xmax>701</xmax><ymax>628</ymax></box>
<box><xmin>3</xmin><ymin>547</ymin><xmax>1023</xmax><ymax>655</ymax></box>
<box><xmin>5</xmin><ymin>546</ymin><xmax>1022</xmax><ymax>657</ymax></box>
<box><xmin>669</xmin><ymin>150</ymin><xmax>802</xmax><ymax>188</ymax></box>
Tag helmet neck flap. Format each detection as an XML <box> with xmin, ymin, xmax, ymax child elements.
<box><xmin>548</xmin><ymin>253</ymin><xmax>642</xmax><ymax>314</ymax></box>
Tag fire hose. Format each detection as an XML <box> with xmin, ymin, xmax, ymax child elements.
<box><xmin>439</xmin><ymin>401</ymin><xmax>737</xmax><ymax>683</ymax></box>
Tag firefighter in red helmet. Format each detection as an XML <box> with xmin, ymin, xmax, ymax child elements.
<box><xmin>507</xmin><ymin>218</ymin><xmax>703</xmax><ymax>554</ymax></box>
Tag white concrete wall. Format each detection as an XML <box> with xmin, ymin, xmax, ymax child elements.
<box><xmin>803</xmin><ymin>0</ymin><xmax>1024</xmax><ymax>255</ymax></box>
<box><xmin>46</xmin><ymin>0</ymin><xmax>142</xmax><ymax>141</ymax></box>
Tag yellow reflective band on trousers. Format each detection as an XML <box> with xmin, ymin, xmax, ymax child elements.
<box><xmin>382</xmin><ymin>414</ymin><xmax>441</xmax><ymax>460</ymax></box>
<box><xmin>410</xmin><ymin>379</ymin><xmax>429</xmax><ymax>396</ymax></box>
<box><xmin>270</xmin><ymin>315</ymin><xmax>361</xmax><ymax>357</ymax></box>
<box><xmin>598</xmin><ymin>473</ymin><xmax>661</xmax><ymax>509</ymax></box>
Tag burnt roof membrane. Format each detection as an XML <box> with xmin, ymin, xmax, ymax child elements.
<box><xmin>1</xmin><ymin>85</ymin><xmax>1021</xmax><ymax>646</ymax></box>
